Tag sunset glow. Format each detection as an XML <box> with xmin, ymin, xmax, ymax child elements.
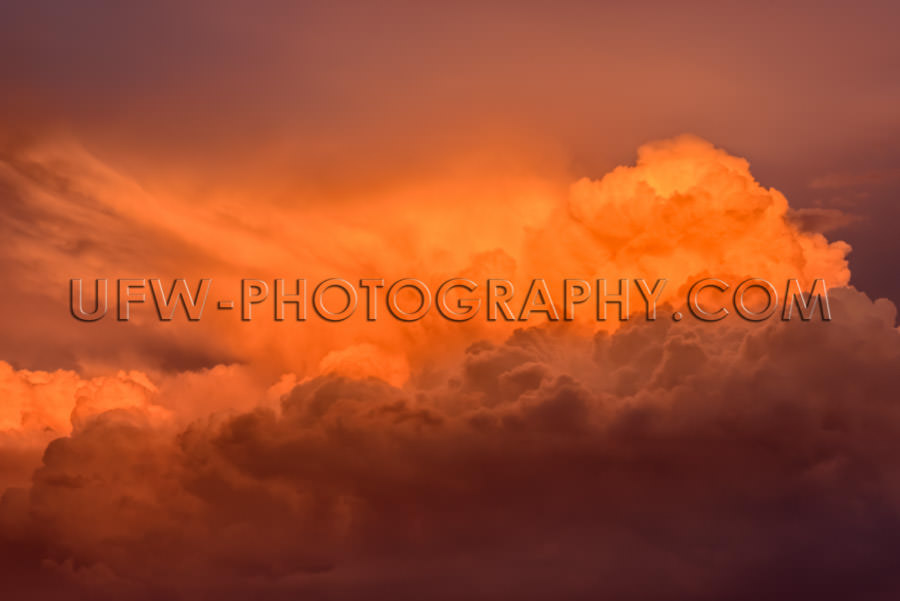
<box><xmin>1</xmin><ymin>3</ymin><xmax>900</xmax><ymax>600</ymax></box>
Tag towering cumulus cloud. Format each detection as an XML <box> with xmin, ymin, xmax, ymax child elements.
<box><xmin>528</xmin><ymin>136</ymin><xmax>850</xmax><ymax>298</ymax></box>
<box><xmin>0</xmin><ymin>137</ymin><xmax>897</xmax><ymax>600</ymax></box>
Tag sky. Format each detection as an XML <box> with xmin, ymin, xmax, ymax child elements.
<box><xmin>1</xmin><ymin>2</ymin><xmax>900</xmax><ymax>599</ymax></box>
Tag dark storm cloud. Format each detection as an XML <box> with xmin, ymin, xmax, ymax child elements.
<box><xmin>1</xmin><ymin>288</ymin><xmax>899</xmax><ymax>600</ymax></box>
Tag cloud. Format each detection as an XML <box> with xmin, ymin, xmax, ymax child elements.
<box><xmin>0</xmin><ymin>1</ymin><xmax>898</xmax><ymax>595</ymax></box>
<box><xmin>787</xmin><ymin>207</ymin><xmax>861</xmax><ymax>234</ymax></box>
<box><xmin>0</xmin><ymin>135</ymin><xmax>853</xmax><ymax>381</ymax></box>
<box><xmin>0</xmin><ymin>287</ymin><xmax>899</xmax><ymax>599</ymax></box>
<box><xmin>525</xmin><ymin>136</ymin><xmax>851</xmax><ymax>307</ymax></box>
<box><xmin>809</xmin><ymin>168</ymin><xmax>900</xmax><ymax>190</ymax></box>
<box><xmin>0</xmin><ymin>136</ymin><xmax>893</xmax><ymax>599</ymax></box>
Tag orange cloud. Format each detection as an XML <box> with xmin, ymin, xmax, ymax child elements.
<box><xmin>0</xmin><ymin>136</ymin><xmax>852</xmax><ymax>382</ymax></box>
<box><xmin>0</xmin><ymin>135</ymin><xmax>892</xmax><ymax>600</ymax></box>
